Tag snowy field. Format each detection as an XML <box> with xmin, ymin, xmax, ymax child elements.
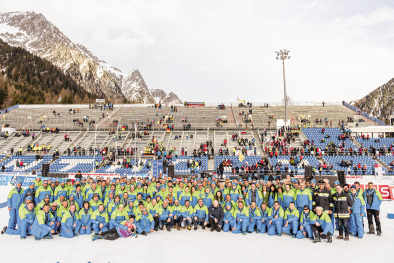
<box><xmin>0</xmin><ymin>185</ymin><xmax>393</xmax><ymax>263</ymax></box>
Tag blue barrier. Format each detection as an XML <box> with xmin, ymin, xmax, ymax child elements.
<box><xmin>0</xmin><ymin>104</ymin><xmax>19</xmax><ymax>115</ymax></box>
<box><xmin>343</xmin><ymin>102</ymin><xmax>385</xmax><ymax>126</ymax></box>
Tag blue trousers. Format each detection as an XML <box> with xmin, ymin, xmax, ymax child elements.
<box><xmin>79</xmin><ymin>224</ymin><xmax>92</xmax><ymax>235</ymax></box>
<box><xmin>8</xmin><ymin>209</ymin><xmax>17</xmax><ymax>229</ymax></box>
<box><xmin>222</xmin><ymin>219</ymin><xmax>234</xmax><ymax>232</ymax></box>
<box><xmin>350</xmin><ymin>214</ymin><xmax>364</xmax><ymax>238</ymax></box>
<box><xmin>329</xmin><ymin>213</ymin><xmax>335</xmax><ymax>230</ymax></box>
<box><xmin>53</xmin><ymin>221</ymin><xmax>60</xmax><ymax>233</ymax></box>
<box><xmin>259</xmin><ymin>220</ymin><xmax>268</xmax><ymax>233</ymax></box>
<box><xmin>282</xmin><ymin>221</ymin><xmax>299</xmax><ymax>235</ymax></box>
<box><xmin>268</xmin><ymin>221</ymin><xmax>283</xmax><ymax>236</ymax></box>
<box><xmin>35</xmin><ymin>228</ymin><xmax>52</xmax><ymax>239</ymax></box>
<box><xmin>296</xmin><ymin>224</ymin><xmax>312</xmax><ymax>239</ymax></box>
<box><xmin>232</xmin><ymin>219</ymin><xmax>249</xmax><ymax>234</ymax></box>
<box><xmin>136</xmin><ymin>224</ymin><xmax>152</xmax><ymax>234</ymax></box>
<box><xmin>92</xmin><ymin>223</ymin><xmax>108</xmax><ymax>233</ymax></box>
<box><xmin>248</xmin><ymin>219</ymin><xmax>262</xmax><ymax>232</ymax></box>
<box><xmin>109</xmin><ymin>220</ymin><xmax>121</xmax><ymax>229</ymax></box>
<box><xmin>61</xmin><ymin>225</ymin><xmax>81</xmax><ymax>238</ymax></box>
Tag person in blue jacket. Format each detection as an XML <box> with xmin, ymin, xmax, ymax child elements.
<box><xmin>296</xmin><ymin>205</ymin><xmax>315</xmax><ymax>240</ymax></box>
<box><xmin>228</xmin><ymin>183</ymin><xmax>240</xmax><ymax>202</ymax></box>
<box><xmin>31</xmin><ymin>203</ymin><xmax>56</xmax><ymax>240</ymax></box>
<box><xmin>20</xmin><ymin>182</ymin><xmax>36</xmax><ymax>206</ymax></box>
<box><xmin>109</xmin><ymin>204</ymin><xmax>128</xmax><ymax>229</ymax></box>
<box><xmin>136</xmin><ymin>207</ymin><xmax>155</xmax><ymax>235</ymax></box>
<box><xmin>282</xmin><ymin>202</ymin><xmax>300</xmax><ymax>237</ymax></box>
<box><xmin>363</xmin><ymin>182</ymin><xmax>382</xmax><ymax>236</ymax></box>
<box><xmin>295</xmin><ymin>182</ymin><xmax>313</xmax><ymax>214</ymax></box>
<box><xmin>247</xmin><ymin>201</ymin><xmax>261</xmax><ymax>233</ymax></box>
<box><xmin>3</xmin><ymin>200</ymin><xmax>35</xmax><ymax>239</ymax></box>
<box><xmin>222</xmin><ymin>202</ymin><xmax>235</xmax><ymax>232</ymax></box>
<box><xmin>48</xmin><ymin>202</ymin><xmax>60</xmax><ymax>234</ymax></box>
<box><xmin>181</xmin><ymin>200</ymin><xmax>194</xmax><ymax>230</ymax></box>
<box><xmin>91</xmin><ymin>204</ymin><xmax>109</xmax><ymax>234</ymax></box>
<box><xmin>6</xmin><ymin>179</ymin><xmax>24</xmax><ymax>230</ymax></box>
<box><xmin>35</xmin><ymin>180</ymin><xmax>53</xmax><ymax>204</ymax></box>
<box><xmin>246</xmin><ymin>183</ymin><xmax>262</xmax><ymax>208</ymax></box>
<box><xmin>259</xmin><ymin>202</ymin><xmax>269</xmax><ymax>234</ymax></box>
<box><xmin>267</xmin><ymin>201</ymin><xmax>284</xmax><ymax>236</ymax></box>
<box><xmin>60</xmin><ymin>204</ymin><xmax>81</xmax><ymax>238</ymax></box>
<box><xmin>71</xmin><ymin>184</ymin><xmax>84</xmax><ymax>209</ymax></box>
<box><xmin>311</xmin><ymin>206</ymin><xmax>333</xmax><ymax>243</ymax></box>
<box><xmin>79</xmin><ymin>201</ymin><xmax>93</xmax><ymax>235</ymax></box>
<box><xmin>159</xmin><ymin>200</ymin><xmax>173</xmax><ymax>231</ymax></box>
<box><xmin>349</xmin><ymin>185</ymin><xmax>365</xmax><ymax>239</ymax></box>
<box><xmin>232</xmin><ymin>201</ymin><xmax>249</xmax><ymax>235</ymax></box>
<box><xmin>193</xmin><ymin>199</ymin><xmax>208</xmax><ymax>230</ymax></box>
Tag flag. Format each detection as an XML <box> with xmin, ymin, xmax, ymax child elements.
<box><xmin>239</xmin><ymin>153</ymin><xmax>245</xmax><ymax>162</ymax></box>
<box><xmin>58</xmin><ymin>96</ymin><xmax>62</xmax><ymax>102</ymax></box>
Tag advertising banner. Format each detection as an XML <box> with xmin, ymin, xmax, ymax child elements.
<box><xmin>184</xmin><ymin>102</ymin><xmax>205</xmax><ymax>107</ymax></box>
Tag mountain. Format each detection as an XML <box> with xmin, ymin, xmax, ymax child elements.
<box><xmin>0</xmin><ymin>38</ymin><xmax>96</xmax><ymax>107</ymax></box>
<box><xmin>0</xmin><ymin>11</ymin><xmax>182</xmax><ymax>104</ymax></box>
<box><xmin>353</xmin><ymin>78</ymin><xmax>394</xmax><ymax>123</ymax></box>
<box><xmin>150</xmin><ymin>89</ymin><xmax>181</xmax><ymax>104</ymax></box>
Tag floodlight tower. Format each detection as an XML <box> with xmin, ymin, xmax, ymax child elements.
<box><xmin>276</xmin><ymin>50</ymin><xmax>291</xmax><ymax>123</ymax></box>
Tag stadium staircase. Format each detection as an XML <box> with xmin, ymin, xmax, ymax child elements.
<box><xmin>96</xmin><ymin>106</ymin><xmax>123</xmax><ymax>128</ymax></box>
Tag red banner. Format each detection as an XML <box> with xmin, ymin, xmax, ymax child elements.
<box><xmin>359</xmin><ymin>184</ymin><xmax>391</xmax><ymax>200</ymax></box>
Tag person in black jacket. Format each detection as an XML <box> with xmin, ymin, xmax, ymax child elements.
<box><xmin>313</xmin><ymin>180</ymin><xmax>333</xmax><ymax>214</ymax></box>
<box><xmin>208</xmin><ymin>200</ymin><xmax>224</xmax><ymax>232</ymax></box>
<box><xmin>332</xmin><ymin>184</ymin><xmax>353</xmax><ymax>240</ymax></box>
<box><xmin>75</xmin><ymin>171</ymin><xmax>82</xmax><ymax>180</ymax></box>
<box><xmin>218</xmin><ymin>163</ymin><xmax>224</xmax><ymax>178</ymax></box>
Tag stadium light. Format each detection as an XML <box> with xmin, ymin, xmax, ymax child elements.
<box><xmin>276</xmin><ymin>49</ymin><xmax>291</xmax><ymax>123</ymax></box>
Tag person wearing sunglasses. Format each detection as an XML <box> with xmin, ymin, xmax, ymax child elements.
<box><xmin>296</xmin><ymin>205</ymin><xmax>315</xmax><ymax>240</ymax></box>
<box><xmin>49</xmin><ymin>202</ymin><xmax>60</xmax><ymax>234</ymax></box>
<box><xmin>135</xmin><ymin>207</ymin><xmax>154</xmax><ymax>236</ymax></box>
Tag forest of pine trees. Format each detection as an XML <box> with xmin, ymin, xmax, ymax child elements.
<box><xmin>0</xmin><ymin>38</ymin><xmax>96</xmax><ymax>108</ymax></box>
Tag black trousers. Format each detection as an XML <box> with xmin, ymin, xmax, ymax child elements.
<box><xmin>153</xmin><ymin>216</ymin><xmax>159</xmax><ymax>229</ymax></box>
<box><xmin>311</xmin><ymin>225</ymin><xmax>332</xmax><ymax>240</ymax></box>
<box><xmin>367</xmin><ymin>209</ymin><xmax>381</xmax><ymax>232</ymax></box>
<box><xmin>101</xmin><ymin>228</ymin><xmax>120</xmax><ymax>240</ymax></box>
<box><xmin>173</xmin><ymin>216</ymin><xmax>183</xmax><ymax>226</ymax></box>
<box><xmin>338</xmin><ymin>218</ymin><xmax>349</xmax><ymax>237</ymax></box>
<box><xmin>208</xmin><ymin>218</ymin><xmax>221</xmax><ymax>232</ymax></box>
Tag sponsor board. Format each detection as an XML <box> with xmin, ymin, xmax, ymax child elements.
<box><xmin>0</xmin><ymin>175</ymin><xmax>37</xmax><ymax>187</ymax></box>
<box><xmin>68</xmin><ymin>173</ymin><xmax>150</xmax><ymax>179</ymax></box>
<box><xmin>184</xmin><ymin>102</ymin><xmax>205</xmax><ymax>107</ymax></box>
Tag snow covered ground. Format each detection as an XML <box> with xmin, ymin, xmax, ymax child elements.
<box><xmin>0</xmin><ymin>185</ymin><xmax>393</xmax><ymax>263</ymax></box>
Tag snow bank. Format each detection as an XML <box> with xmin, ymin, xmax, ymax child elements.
<box><xmin>0</xmin><ymin>186</ymin><xmax>393</xmax><ymax>263</ymax></box>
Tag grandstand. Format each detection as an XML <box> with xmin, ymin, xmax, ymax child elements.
<box><xmin>215</xmin><ymin>155</ymin><xmax>262</xmax><ymax>174</ymax></box>
<box><xmin>268</xmin><ymin>156</ymin><xmax>320</xmax><ymax>175</ymax></box>
<box><xmin>302</xmin><ymin>128</ymin><xmax>357</xmax><ymax>150</ymax></box>
<box><xmin>322</xmin><ymin>156</ymin><xmax>384</xmax><ymax>175</ymax></box>
<box><xmin>49</xmin><ymin>155</ymin><xmax>102</xmax><ymax>174</ymax></box>
<box><xmin>0</xmin><ymin>155</ymin><xmax>52</xmax><ymax>173</ymax></box>
<box><xmin>357</xmin><ymin>138</ymin><xmax>394</xmax><ymax>150</ymax></box>
<box><xmin>95</xmin><ymin>159</ymin><xmax>153</xmax><ymax>175</ymax></box>
<box><xmin>0</xmin><ymin>102</ymin><xmax>390</xmax><ymax>176</ymax></box>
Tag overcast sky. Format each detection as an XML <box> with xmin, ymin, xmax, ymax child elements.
<box><xmin>2</xmin><ymin>0</ymin><xmax>394</xmax><ymax>103</ymax></box>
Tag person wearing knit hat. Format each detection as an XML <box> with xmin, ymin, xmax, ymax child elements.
<box><xmin>35</xmin><ymin>179</ymin><xmax>53</xmax><ymax>205</ymax></box>
<box><xmin>109</xmin><ymin>204</ymin><xmax>129</xmax><ymax>229</ymax></box>
<box><xmin>349</xmin><ymin>185</ymin><xmax>366</xmax><ymax>239</ymax></box>
<box><xmin>222</xmin><ymin>202</ymin><xmax>235</xmax><ymax>232</ymax></box>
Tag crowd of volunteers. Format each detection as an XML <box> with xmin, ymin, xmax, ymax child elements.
<box><xmin>1</xmin><ymin>175</ymin><xmax>382</xmax><ymax>242</ymax></box>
